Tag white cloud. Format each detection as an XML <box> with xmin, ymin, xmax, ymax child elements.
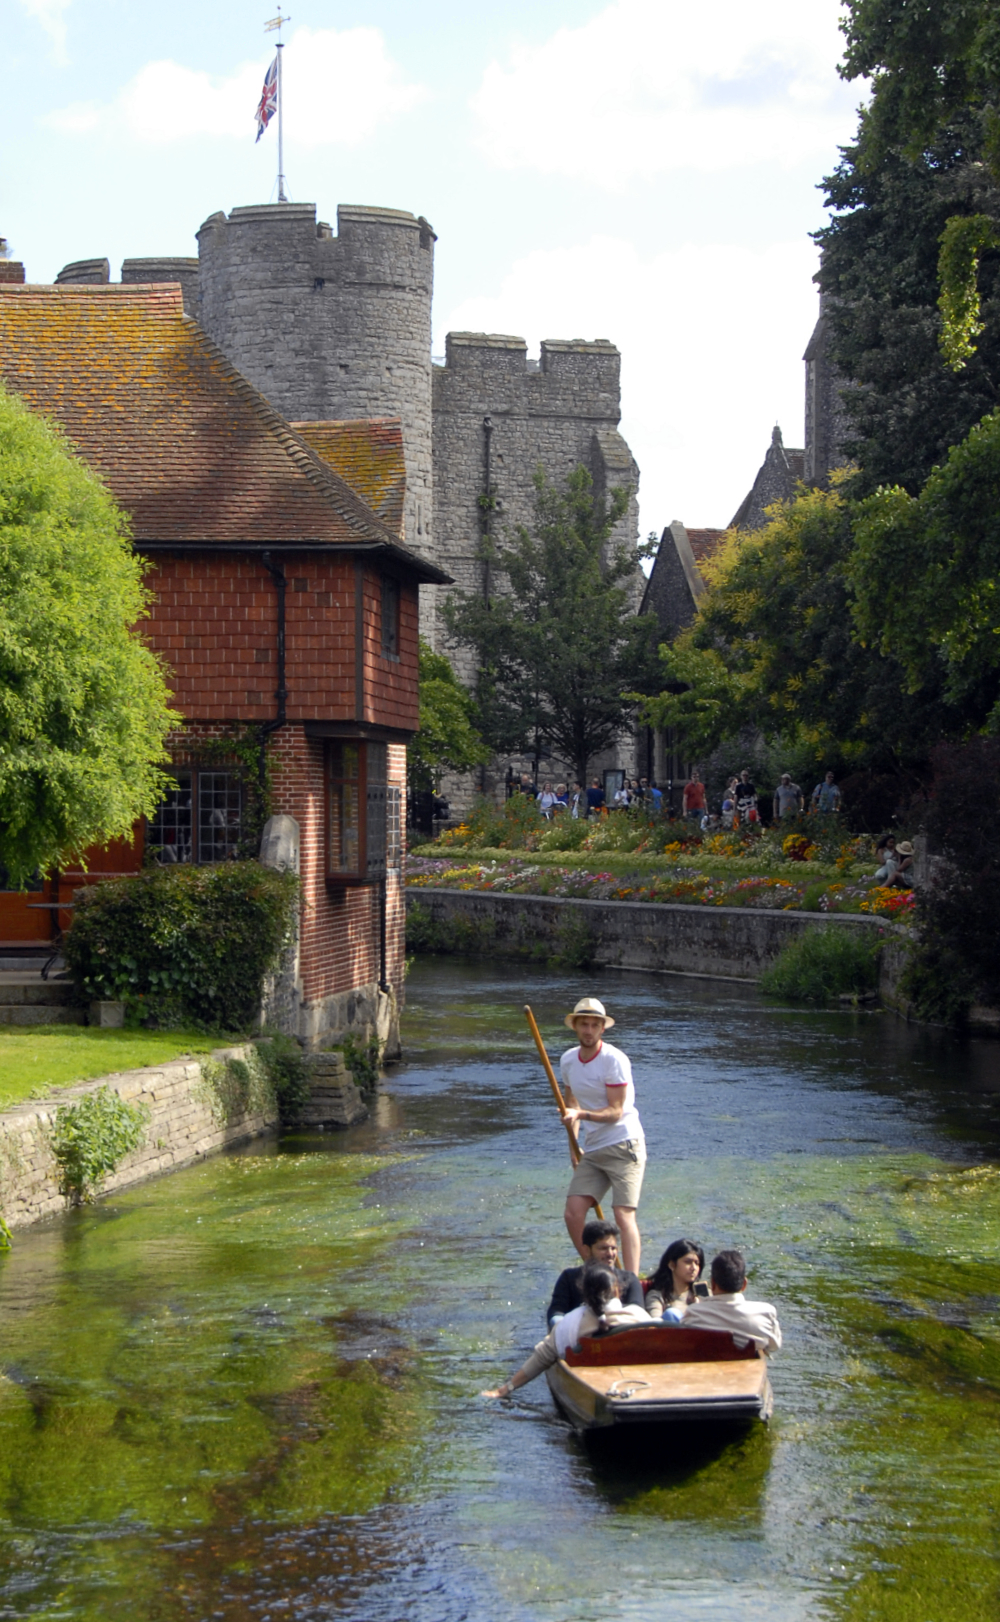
<box><xmin>17</xmin><ymin>0</ymin><xmax>71</xmax><ymax>61</ymax></box>
<box><xmin>472</xmin><ymin>0</ymin><xmax>859</xmax><ymax>182</ymax></box>
<box><xmin>437</xmin><ymin>235</ymin><xmax>820</xmax><ymax>533</ymax></box>
<box><xmin>43</xmin><ymin>26</ymin><xmax>427</xmax><ymax>146</ymax></box>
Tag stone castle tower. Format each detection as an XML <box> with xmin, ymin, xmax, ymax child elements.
<box><xmin>55</xmin><ymin>199</ymin><xmax>640</xmax><ymax>669</ymax></box>
<box><xmin>116</xmin><ymin>203</ymin><xmax>436</xmax><ymax>564</ymax></box>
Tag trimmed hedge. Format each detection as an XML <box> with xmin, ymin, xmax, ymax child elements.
<box><xmin>64</xmin><ymin>863</ymin><xmax>299</xmax><ymax>1031</ymax></box>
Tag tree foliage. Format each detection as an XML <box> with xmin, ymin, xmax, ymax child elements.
<box><xmin>443</xmin><ymin>467</ymin><xmax>658</xmax><ymax>785</ymax></box>
<box><xmin>0</xmin><ymin>386</ymin><xmax>177</xmax><ymax>884</ymax></box>
<box><xmin>851</xmin><ymin>406</ymin><xmax>1000</xmax><ymax>725</ymax></box>
<box><xmin>840</xmin><ymin>0</ymin><xmax>1000</xmax><ymax>178</ymax></box>
<box><xmin>640</xmin><ymin>487</ymin><xmax>961</xmax><ymax>775</ymax></box>
<box><xmin>408</xmin><ymin>637</ymin><xmax>488</xmax><ymax>792</ymax></box>
<box><xmin>816</xmin><ymin>116</ymin><xmax>1000</xmax><ymax>495</ymax></box>
<box><xmin>937</xmin><ymin>212</ymin><xmax>1000</xmax><ymax>369</ymax></box>
<box><xmin>901</xmin><ymin>736</ymin><xmax>1000</xmax><ymax>1022</ymax></box>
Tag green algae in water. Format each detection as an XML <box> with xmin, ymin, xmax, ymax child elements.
<box><xmin>0</xmin><ymin>1146</ymin><xmax>426</xmax><ymax>1538</ymax></box>
<box><xmin>4</xmin><ymin>958</ymin><xmax>1000</xmax><ymax>1622</ymax></box>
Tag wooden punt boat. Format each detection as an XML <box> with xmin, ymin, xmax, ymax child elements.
<box><xmin>546</xmin><ymin>1324</ymin><xmax>773</xmax><ymax>1432</ymax></box>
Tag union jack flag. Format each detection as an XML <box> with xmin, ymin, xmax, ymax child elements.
<box><xmin>255</xmin><ymin>56</ymin><xmax>277</xmax><ymax>142</ymax></box>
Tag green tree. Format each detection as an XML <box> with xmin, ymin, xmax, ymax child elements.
<box><xmin>840</xmin><ymin>0</ymin><xmax>1000</xmax><ymax>178</ymax></box>
<box><xmin>443</xmin><ymin>467</ymin><xmax>658</xmax><ymax>786</ymax></box>
<box><xmin>816</xmin><ymin>116</ymin><xmax>1000</xmax><ymax>495</ymax></box>
<box><xmin>850</xmin><ymin>406</ymin><xmax>1000</xmax><ymax>726</ymax></box>
<box><xmin>638</xmin><ymin>487</ymin><xmax>962</xmax><ymax>776</ymax></box>
<box><xmin>0</xmin><ymin>385</ymin><xmax>177</xmax><ymax>885</ymax></box>
<box><xmin>408</xmin><ymin>637</ymin><xmax>488</xmax><ymax>792</ymax></box>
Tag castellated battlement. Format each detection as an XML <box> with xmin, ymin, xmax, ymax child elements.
<box><xmin>121</xmin><ymin>258</ymin><xmax>199</xmax><ymax>315</ymax></box>
<box><xmin>194</xmin><ymin>201</ymin><xmax>435</xmax><ymax>558</ymax></box>
<box><xmin>432</xmin><ymin>328</ymin><xmax>639</xmax><ymax>683</ymax></box>
<box><xmin>438</xmin><ymin>332</ymin><xmax>622</xmax><ymax>421</ymax></box>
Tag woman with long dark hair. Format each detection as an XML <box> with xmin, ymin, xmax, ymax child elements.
<box><xmin>645</xmin><ymin>1238</ymin><xmax>705</xmax><ymax>1321</ymax></box>
<box><xmin>482</xmin><ymin>1263</ymin><xmax>650</xmax><ymax>1398</ymax></box>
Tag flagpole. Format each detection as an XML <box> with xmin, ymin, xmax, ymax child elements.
<box><xmin>276</xmin><ymin>38</ymin><xmax>286</xmax><ymax>202</ymax></box>
<box><xmin>264</xmin><ymin>10</ymin><xmax>290</xmax><ymax>203</ymax></box>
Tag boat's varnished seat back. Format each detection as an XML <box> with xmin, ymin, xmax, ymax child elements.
<box><xmin>565</xmin><ymin>1326</ymin><xmax>760</xmax><ymax>1366</ymax></box>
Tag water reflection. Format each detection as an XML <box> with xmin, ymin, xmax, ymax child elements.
<box><xmin>2</xmin><ymin>957</ymin><xmax>1000</xmax><ymax>1620</ymax></box>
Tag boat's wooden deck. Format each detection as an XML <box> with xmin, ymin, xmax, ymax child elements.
<box><xmin>571</xmin><ymin>1360</ymin><xmax>769</xmax><ymax>1402</ymax></box>
<box><xmin>546</xmin><ymin>1352</ymin><xmax>772</xmax><ymax>1430</ymax></box>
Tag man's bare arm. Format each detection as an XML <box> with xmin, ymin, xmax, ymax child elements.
<box><xmin>564</xmin><ymin>1087</ymin><xmax>625</xmax><ymax>1128</ymax></box>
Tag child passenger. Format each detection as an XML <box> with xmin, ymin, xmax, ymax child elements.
<box><xmin>482</xmin><ymin>1264</ymin><xmax>651</xmax><ymax>1399</ymax></box>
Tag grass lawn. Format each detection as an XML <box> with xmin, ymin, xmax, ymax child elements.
<box><xmin>413</xmin><ymin>845</ymin><xmax>868</xmax><ymax>883</ymax></box>
<box><xmin>0</xmin><ymin>1027</ymin><xmax>229</xmax><ymax>1112</ymax></box>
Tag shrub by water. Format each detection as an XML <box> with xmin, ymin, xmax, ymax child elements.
<box><xmin>761</xmin><ymin>925</ymin><xmax>881</xmax><ymax>1004</ymax></box>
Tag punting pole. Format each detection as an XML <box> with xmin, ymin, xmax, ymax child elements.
<box><xmin>524</xmin><ymin>1005</ymin><xmax>604</xmax><ymax>1221</ymax></box>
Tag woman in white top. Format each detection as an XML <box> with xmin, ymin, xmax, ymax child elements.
<box><xmin>482</xmin><ymin>1265</ymin><xmax>650</xmax><ymax>1398</ymax></box>
<box><xmin>536</xmin><ymin>782</ymin><xmax>558</xmax><ymax>818</ymax></box>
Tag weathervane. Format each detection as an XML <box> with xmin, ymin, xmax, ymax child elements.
<box><xmin>256</xmin><ymin>9</ymin><xmax>291</xmax><ymax>202</ymax></box>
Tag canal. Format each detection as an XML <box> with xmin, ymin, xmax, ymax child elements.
<box><xmin>2</xmin><ymin>959</ymin><xmax>1000</xmax><ymax>1621</ymax></box>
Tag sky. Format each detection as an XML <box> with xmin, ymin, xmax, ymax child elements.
<box><xmin>4</xmin><ymin>0</ymin><xmax>865</xmax><ymax>535</ymax></box>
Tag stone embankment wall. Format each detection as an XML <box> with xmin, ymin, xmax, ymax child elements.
<box><xmin>0</xmin><ymin>1045</ymin><xmax>367</xmax><ymax>1234</ymax></box>
<box><xmin>409</xmin><ymin>887</ymin><xmax>908</xmax><ymax>995</ymax></box>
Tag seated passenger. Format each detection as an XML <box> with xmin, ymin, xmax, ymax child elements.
<box><xmin>547</xmin><ymin>1219</ymin><xmax>645</xmax><ymax>1327</ymax></box>
<box><xmin>682</xmin><ymin>1249</ymin><xmax>782</xmax><ymax>1354</ymax></box>
<box><xmin>483</xmin><ymin>1264</ymin><xmax>651</xmax><ymax>1399</ymax></box>
<box><xmin>644</xmin><ymin>1237</ymin><xmax>706</xmax><ymax>1320</ymax></box>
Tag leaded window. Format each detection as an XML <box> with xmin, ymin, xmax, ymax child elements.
<box><xmin>147</xmin><ymin>769</ymin><xmax>242</xmax><ymax>864</ymax></box>
<box><xmin>326</xmin><ymin>741</ymin><xmax>391</xmax><ymax>884</ymax></box>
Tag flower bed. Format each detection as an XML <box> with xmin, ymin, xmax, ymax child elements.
<box><xmin>406</xmin><ymin>855</ymin><xmax>916</xmax><ymax>919</ymax></box>
<box><xmin>428</xmin><ymin>797</ymin><xmax>882</xmax><ymax>878</ymax></box>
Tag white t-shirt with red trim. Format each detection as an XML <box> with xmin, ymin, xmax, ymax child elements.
<box><xmin>559</xmin><ymin>1040</ymin><xmax>643</xmax><ymax>1152</ymax></box>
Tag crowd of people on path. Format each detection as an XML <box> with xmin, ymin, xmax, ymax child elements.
<box><xmin>483</xmin><ymin>996</ymin><xmax>783</xmax><ymax>1399</ymax></box>
<box><xmin>510</xmin><ymin>762</ymin><xmax>914</xmax><ymax>890</ymax></box>
<box><xmin>513</xmin><ymin>773</ymin><xmax>664</xmax><ymax>819</ymax></box>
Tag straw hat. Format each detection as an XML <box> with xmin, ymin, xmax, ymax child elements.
<box><xmin>564</xmin><ymin>996</ymin><xmax>615</xmax><ymax>1030</ymax></box>
<box><xmin>896</xmin><ymin>841</ymin><xmax>915</xmax><ymax>855</ymax></box>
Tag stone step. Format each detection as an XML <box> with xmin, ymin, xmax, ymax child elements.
<box><xmin>0</xmin><ymin>979</ymin><xmax>79</xmax><ymax>1005</ymax></box>
<box><xmin>0</xmin><ymin>1003</ymin><xmax>86</xmax><ymax>1025</ymax></box>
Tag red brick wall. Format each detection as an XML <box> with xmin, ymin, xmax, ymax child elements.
<box><xmin>266</xmin><ymin>726</ymin><xmax>407</xmax><ymax>1009</ymax></box>
<box><xmin>145</xmin><ymin>554</ymin><xmax>419</xmax><ymax>732</ymax></box>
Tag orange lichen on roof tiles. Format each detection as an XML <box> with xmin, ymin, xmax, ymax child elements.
<box><xmin>0</xmin><ymin>282</ymin><xmax>402</xmax><ymax>549</ymax></box>
<box><xmin>293</xmin><ymin>419</ymin><xmax>405</xmax><ymax>539</ymax></box>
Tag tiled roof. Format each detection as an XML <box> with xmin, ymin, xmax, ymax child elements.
<box><xmin>0</xmin><ymin>283</ymin><xmax>432</xmax><ymax>562</ymax></box>
<box><xmin>293</xmin><ymin>419</ymin><xmax>405</xmax><ymax>539</ymax></box>
<box><xmin>685</xmin><ymin>528</ymin><xmax>727</xmax><ymax>567</ymax></box>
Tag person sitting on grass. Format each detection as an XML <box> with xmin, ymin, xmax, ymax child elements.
<box><xmin>546</xmin><ymin>1218</ymin><xmax>645</xmax><ymax>1327</ymax></box>
<box><xmin>482</xmin><ymin>1264</ymin><xmax>651</xmax><ymax>1400</ymax></box>
<box><xmin>681</xmin><ymin>1249</ymin><xmax>782</xmax><ymax>1353</ymax></box>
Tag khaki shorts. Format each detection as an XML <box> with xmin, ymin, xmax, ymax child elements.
<box><xmin>567</xmin><ymin>1138</ymin><xmax>646</xmax><ymax>1208</ymax></box>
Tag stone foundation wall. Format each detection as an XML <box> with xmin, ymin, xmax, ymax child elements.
<box><xmin>0</xmin><ymin>1040</ymin><xmax>369</xmax><ymax>1235</ymax></box>
<box><xmin>0</xmin><ymin>1045</ymin><xmax>275</xmax><ymax>1233</ymax></box>
<box><xmin>409</xmin><ymin>887</ymin><xmax>902</xmax><ymax>986</ymax></box>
